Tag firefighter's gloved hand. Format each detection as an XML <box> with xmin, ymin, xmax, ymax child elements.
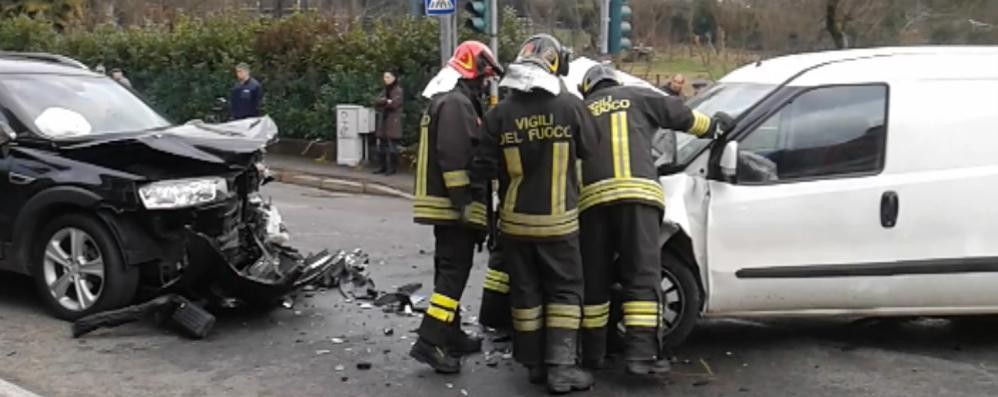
<box><xmin>709</xmin><ymin>112</ymin><xmax>736</xmax><ymax>138</ymax></box>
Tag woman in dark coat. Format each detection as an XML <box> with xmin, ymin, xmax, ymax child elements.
<box><xmin>374</xmin><ymin>71</ymin><xmax>404</xmax><ymax>175</ymax></box>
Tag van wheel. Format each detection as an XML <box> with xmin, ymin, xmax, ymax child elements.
<box><xmin>32</xmin><ymin>213</ymin><xmax>139</xmax><ymax>321</ymax></box>
<box><xmin>659</xmin><ymin>249</ymin><xmax>702</xmax><ymax>349</ymax></box>
<box><xmin>609</xmin><ymin>249</ymin><xmax>702</xmax><ymax>351</ymax></box>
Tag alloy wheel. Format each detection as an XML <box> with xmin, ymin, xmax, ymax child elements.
<box><xmin>42</xmin><ymin>227</ymin><xmax>105</xmax><ymax>312</ymax></box>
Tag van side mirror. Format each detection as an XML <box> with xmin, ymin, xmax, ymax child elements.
<box><xmin>0</xmin><ymin>121</ymin><xmax>15</xmax><ymax>145</ymax></box>
<box><xmin>652</xmin><ymin>130</ymin><xmax>678</xmax><ymax>174</ymax></box>
<box><xmin>720</xmin><ymin>140</ymin><xmax>738</xmax><ymax>181</ymax></box>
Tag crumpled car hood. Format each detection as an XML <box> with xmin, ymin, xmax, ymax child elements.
<box><xmin>61</xmin><ymin>117</ymin><xmax>278</xmax><ymax>165</ymax></box>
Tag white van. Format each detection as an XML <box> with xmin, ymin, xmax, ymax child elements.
<box><xmin>623</xmin><ymin>47</ymin><xmax>998</xmax><ymax>347</ymax></box>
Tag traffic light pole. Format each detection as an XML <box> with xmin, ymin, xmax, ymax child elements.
<box><xmin>599</xmin><ymin>0</ymin><xmax>610</xmax><ymax>55</ymax></box>
<box><xmin>488</xmin><ymin>0</ymin><xmax>499</xmax><ymax>107</ymax></box>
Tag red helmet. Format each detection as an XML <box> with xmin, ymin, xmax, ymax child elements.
<box><xmin>448</xmin><ymin>40</ymin><xmax>504</xmax><ymax>80</ymax></box>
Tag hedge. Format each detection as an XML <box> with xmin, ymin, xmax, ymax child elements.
<box><xmin>0</xmin><ymin>10</ymin><xmax>526</xmax><ymax>144</ymax></box>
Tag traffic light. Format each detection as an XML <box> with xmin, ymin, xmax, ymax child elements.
<box><xmin>464</xmin><ymin>0</ymin><xmax>490</xmax><ymax>34</ymax></box>
<box><xmin>608</xmin><ymin>0</ymin><xmax>633</xmax><ymax>54</ymax></box>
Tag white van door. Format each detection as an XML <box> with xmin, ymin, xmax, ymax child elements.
<box><xmin>705</xmin><ymin>84</ymin><xmax>895</xmax><ymax>314</ymax></box>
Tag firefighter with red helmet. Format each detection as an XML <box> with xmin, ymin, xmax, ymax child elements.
<box><xmin>474</xmin><ymin>34</ymin><xmax>600</xmax><ymax>393</ymax></box>
<box><xmin>409</xmin><ymin>41</ymin><xmax>504</xmax><ymax>374</ymax></box>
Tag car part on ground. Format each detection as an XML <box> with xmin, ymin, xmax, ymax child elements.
<box><xmin>71</xmin><ymin>294</ymin><xmax>215</xmax><ymax>339</ymax></box>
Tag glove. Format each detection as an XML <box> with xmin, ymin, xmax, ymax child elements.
<box><xmin>709</xmin><ymin>112</ymin><xmax>736</xmax><ymax>138</ymax></box>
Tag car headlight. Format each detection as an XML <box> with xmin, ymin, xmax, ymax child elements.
<box><xmin>139</xmin><ymin>177</ymin><xmax>229</xmax><ymax>209</ymax></box>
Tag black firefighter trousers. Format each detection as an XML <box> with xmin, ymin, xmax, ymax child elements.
<box><xmin>479</xmin><ymin>245</ymin><xmax>512</xmax><ymax>330</ymax></box>
<box><xmin>580</xmin><ymin>203</ymin><xmax>663</xmax><ymax>363</ymax></box>
<box><xmin>504</xmin><ymin>237</ymin><xmax>585</xmax><ymax>367</ymax></box>
<box><xmin>417</xmin><ymin>225</ymin><xmax>476</xmax><ymax>349</ymax></box>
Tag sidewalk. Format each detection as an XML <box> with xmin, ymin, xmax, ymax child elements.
<box><xmin>265</xmin><ymin>153</ymin><xmax>414</xmax><ymax>199</ymax></box>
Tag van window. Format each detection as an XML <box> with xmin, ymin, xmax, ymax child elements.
<box><xmin>737</xmin><ymin>85</ymin><xmax>887</xmax><ymax>183</ymax></box>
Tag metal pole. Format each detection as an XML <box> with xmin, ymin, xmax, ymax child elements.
<box><xmin>599</xmin><ymin>0</ymin><xmax>610</xmax><ymax>55</ymax></box>
<box><xmin>440</xmin><ymin>14</ymin><xmax>453</xmax><ymax>66</ymax></box>
<box><xmin>488</xmin><ymin>0</ymin><xmax>499</xmax><ymax>107</ymax></box>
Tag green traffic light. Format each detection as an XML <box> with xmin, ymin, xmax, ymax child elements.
<box><xmin>463</xmin><ymin>0</ymin><xmax>490</xmax><ymax>33</ymax></box>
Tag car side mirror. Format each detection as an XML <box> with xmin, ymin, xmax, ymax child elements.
<box><xmin>652</xmin><ymin>130</ymin><xmax>678</xmax><ymax>174</ymax></box>
<box><xmin>0</xmin><ymin>121</ymin><xmax>15</xmax><ymax>144</ymax></box>
<box><xmin>719</xmin><ymin>140</ymin><xmax>738</xmax><ymax>181</ymax></box>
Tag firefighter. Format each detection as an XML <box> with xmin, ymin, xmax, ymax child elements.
<box><xmin>409</xmin><ymin>40</ymin><xmax>504</xmax><ymax>374</ymax></box>
<box><xmin>474</xmin><ymin>34</ymin><xmax>600</xmax><ymax>394</ymax></box>
<box><xmin>478</xmin><ymin>240</ymin><xmax>511</xmax><ymax>332</ymax></box>
<box><xmin>575</xmin><ymin>63</ymin><xmax>721</xmax><ymax>375</ymax></box>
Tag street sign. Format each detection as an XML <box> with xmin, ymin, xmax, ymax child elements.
<box><xmin>425</xmin><ymin>0</ymin><xmax>456</xmax><ymax>16</ymax></box>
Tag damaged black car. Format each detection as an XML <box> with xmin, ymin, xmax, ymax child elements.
<box><xmin>0</xmin><ymin>53</ymin><xmax>335</xmax><ymax>320</ymax></box>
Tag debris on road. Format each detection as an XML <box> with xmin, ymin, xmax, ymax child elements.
<box><xmin>331</xmin><ymin>337</ymin><xmax>346</xmax><ymax>344</ymax></box>
<box><xmin>383</xmin><ymin>328</ymin><xmax>395</xmax><ymax>336</ymax></box>
<box><xmin>72</xmin><ymin>294</ymin><xmax>215</xmax><ymax>339</ymax></box>
<box><xmin>316</xmin><ymin>350</ymin><xmax>331</xmax><ymax>355</ymax></box>
<box><xmin>357</xmin><ymin>362</ymin><xmax>373</xmax><ymax>370</ymax></box>
<box><xmin>335</xmin><ymin>365</ymin><xmax>346</xmax><ymax>371</ymax></box>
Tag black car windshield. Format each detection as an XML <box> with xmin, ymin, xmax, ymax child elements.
<box><xmin>0</xmin><ymin>74</ymin><xmax>171</xmax><ymax>139</ymax></box>
<box><xmin>674</xmin><ymin>82</ymin><xmax>776</xmax><ymax>165</ymax></box>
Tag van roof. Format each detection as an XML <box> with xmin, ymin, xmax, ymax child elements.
<box><xmin>721</xmin><ymin>46</ymin><xmax>998</xmax><ymax>85</ymax></box>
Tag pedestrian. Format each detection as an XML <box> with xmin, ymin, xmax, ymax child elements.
<box><xmin>575</xmin><ymin>63</ymin><xmax>720</xmax><ymax>375</ymax></box>
<box><xmin>110</xmin><ymin>68</ymin><xmax>132</xmax><ymax>89</ymax></box>
<box><xmin>663</xmin><ymin>73</ymin><xmax>687</xmax><ymax>99</ymax></box>
<box><xmin>229</xmin><ymin>62</ymin><xmax>263</xmax><ymax>120</ymax></box>
<box><xmin>474</xmin><ymin>34</ymin><xmax>599</xmax><ymax>394</ymax></box>
<box><xmin>373</xmin><ymin>71</ymin><xmax>404</xmax><ymax>175</ymax></box>
<box><xmin>408</xmin><ymin>41</ymin><xmax>504</xmax><ymax>374</ymax></box>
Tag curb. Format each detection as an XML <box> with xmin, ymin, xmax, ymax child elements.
<box><xmin>271</xmin><ymin>168</ymin><xmax>414</xmax><ymax>200</ymax></box>
<box><xmin>0</xmin><ymin>377</ymin><xmax>42</xmax><ymax>397</ymax></box>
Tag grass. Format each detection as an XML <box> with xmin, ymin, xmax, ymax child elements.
<box><xmin>615</xmin><ymin>45</ymin><xmax>763</xmax><ymax>84</ymax></box>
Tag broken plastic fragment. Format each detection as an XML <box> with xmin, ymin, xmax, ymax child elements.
<box><xmin>316</xmin><ymin>350</ymin><xmax>331</xmax><ymax>355</ymax></box>
<box><xmin>282</xmin><ymin>298</ymin><xmax>294</xmax><ymax>309</ymax></box>
<box><xmin>383</xmin><ymin>328</ymin><xmax>394</xmax><ymax>336</ymax></box>
<box><xmin>446</xmin><ymin>383</ymin><xmax>454</xmax><ymax>389</ymax></box>
<box><xmin>461</xmin><ymin>389</ymin><xmax>468</xmax><ymax>396</ymax></box>
<box><xmin>335</xmin><ymin>365</ymin><xmax>345</xmax><ymax>371</ymax></box>
<box><xmin>331</xmin><ymin>338</ymin><xmax>346</xmax><ymax>344</ymax></box>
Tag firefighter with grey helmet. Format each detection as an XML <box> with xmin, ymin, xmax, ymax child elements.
<box><xmin>576</xmin><ymin>62</ymin><xmax>721</xmax><ymax>375</ymax></box>
<box><xmin>409</xmin><ymin>40</ymin><xmax>504</xmax><ymax>374</ymax></box>
<box><xmin>472</xmin><ymin>34</ymin><xmax>600</xmax><ymax>394</ymax></box>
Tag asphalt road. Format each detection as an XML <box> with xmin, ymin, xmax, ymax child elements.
<box><xmin>2</xmin><ymin>183</ymin><xmax>998</xmax><ymax>397</ymax></box>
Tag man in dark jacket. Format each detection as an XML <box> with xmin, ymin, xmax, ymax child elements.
<box><xmin>474</xmin><ymin>34</ymin><xmax>600</xmax><ymax>394</ymax></box>
<box><xmin>230</xmin><ymin>63</ymin><xmax>263</xmax><ymax>120</ymax></box>
<box><xmin>576</xmin><ymin>63</ymin><xmax>720</xmax><ymax>375</ymax></box>
<box><xmin>374</xmin><ymin>71</ymin><xmax>404</xmax><ymax>175</ymax></box>
<box><xmin>408</xmin><ymin>41</ymin><xmax>503</xmax><ymax>374</ymax></box>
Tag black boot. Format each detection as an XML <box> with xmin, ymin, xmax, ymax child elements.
<box><xmin>409</xmin><ymin>338</ymin><xmax>461</xmax><ymax>374</ymax></box>
<box><xmin>546</xmin><ymin>365</ymin><xmax>594</xmax><ymax>394</ymax></box>
<box><xmin>385</xmin><ymin>152</ymin><xmax>398</xmax><ymax>176</ymax></box>
<box><xmin>528</xmin><ymin>365</ymin><xmax>547</xmax><ymax>385</ymax></box>
<box><xmin>451</xmin><ymin>330</ymin><xmax>483</xmax><ymax>356</ymax></box>
<box><xmin>625</xmin><ymin>358</ymin><xmax>672</xmax><ymax>375</ymax></box>
<box><xmin>373</xmin><ymin>153</ymin><xmax>387</xmax><ymax>174</ymax></box>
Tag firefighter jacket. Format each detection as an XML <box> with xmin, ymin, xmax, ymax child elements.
<box><xmin>476</xmin><ymin>88</ymin><xmax>600</xmax><ymax>241</ymax></box>
<box><xmin>580</xmin><ymin>85</ymin><xmax>713</xmax><ymax>212</ymax></box>
<box><xmin>413</xmin><ymin>82</ymin><xmax>487</xmax><ymax>229</ymax></box>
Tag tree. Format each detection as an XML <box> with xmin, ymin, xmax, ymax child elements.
<box><xmin>1</xmin><ymin>0</ymin><xmax>85</xmax><ymax>29</ymax></box>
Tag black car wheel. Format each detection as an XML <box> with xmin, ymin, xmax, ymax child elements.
<box><xmin>659</xmin><ymin>248</ymin><xmax>701</xmax><ymax>349</ymax></box>
<box><xmin>32</xmin><ymin>213</ymin><xmax>139</xmax><ymax>321</ymax></box>
<box><xmin>611</xmin><ymin>248</ymin><xmax>702</xmax><ymax>351</ymax></box>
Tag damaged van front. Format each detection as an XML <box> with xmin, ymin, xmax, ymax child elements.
<box><xmin>0</xmin><ymin>54</ymin><xmax>334</xmax><ymax>320</ymax></box>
